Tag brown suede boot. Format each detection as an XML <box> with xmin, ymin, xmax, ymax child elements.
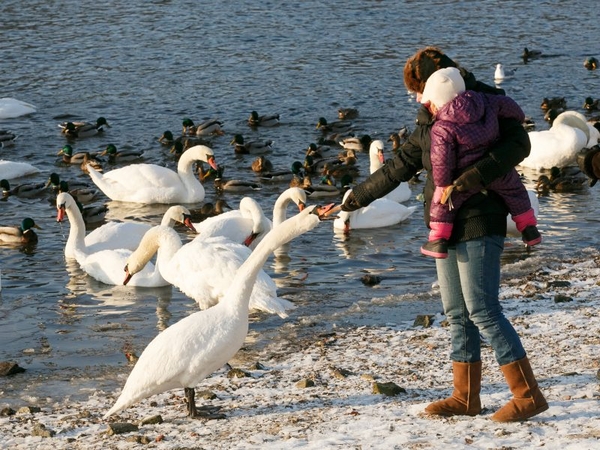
<box><xmin>425</xmin><ymin>361</ymin><xmax>482</xmax><ymax>416</ymax></box>
<box><xmin>492</xmin><ymin>356</ymin><xmax>548</xmax><ymax>422</ymax></box>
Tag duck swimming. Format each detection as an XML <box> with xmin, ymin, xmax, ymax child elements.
<box><xmin>103</xmin><ymin>205</ymin><xmax>330</xmax><ymax>420</ymax></box>
<box><xmin>0</xmin><ymin>217</ymin><xmax>40</xmax><ymax>245</ymax></box>
<box><xmin>87</xmin><ymin>145</ymin><xmax>218</xmax><ymax>204</ymax></box>
<box><xmin>248</xmin><ymin>111</ymin><xmax>280</xmax><ymax>127</ymax></box>
<box><xmin>57</xmin><ymin>144</ymin><xmax>88</xmax><ymax>165</ymax></box>
<box><xmin>230</xmin><ymin>134</ymin><xmax>273</xmax><ymax>154</ymax></box>
<box><xmin>59</xmin><ymin>117</ymin><xmax>110</xmax><ymax>138</ymax></box>
<box><xmin>1</xmin><ymin>178</ymin><xmax>48</xmax><ymax>199</ymax></box>
<box><xmin>0</xmin><ymin>130</ymin><xmax>18</xmax><ymax>148</ymax></box>
<box><xmin>100</xmin><ymin>144</ymin><xmax>145</xmax><ymax>163</ymax></box>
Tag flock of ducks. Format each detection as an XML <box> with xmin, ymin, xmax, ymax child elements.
<box><xmin>2</xmin><ymin>49</ymin><xmax>600</xmax><ymax>419</ymax></box>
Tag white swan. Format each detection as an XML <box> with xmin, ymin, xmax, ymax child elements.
<box><xmin>87</xmin><ymin>145</ymin><xmax>218</xmax><ymax>204</ymax></box>
<box><xmin>193</xmin><ymin>187</ymin><xmax>306</xmax><ymax>247</ymax></box>
<box><xmin>0</xmin><ymin>98</ymin><xmax>36</xmax><ymax>119</ymax></box>
<box><xmin>56</xmin><ymin>193</ymin><xmax>195</xmax><ymax>287</ymax></box>
<box><xmin>334</xmin><ymin>189</ymin><xmax>417</xmax><ymax>232</ymax></box>
<box><xmin>507</xmin><ymin>189</ymin><xmax>539</xmax><ymax>238</ymax></box>
<box><xmin>124</xmin><ymin>225</ymin><xmax>293</xmax><ymax>316</ymax></box>
<box><xmin>104</xmin><ymin>206</ymin><xmax>327</xmax><ymax>420</ymax></box>
<box><xmin>369</xmin><ymin>140</ymin><xmax>411</xmax><ymax>203</ymax></box>
<box><xmin>56</xmin><ymin>192</ymin><xmax>195</xmax><ymax>258</ymax></box>
<box><xmin>520</xmin><ymin>111</ymin><xmax>599</xmax><ymax>170</ymax></box>
<box><xmin>0</xmin><ymin>160</ymin><xmax>40</xmax><ymax>180</ymax></box>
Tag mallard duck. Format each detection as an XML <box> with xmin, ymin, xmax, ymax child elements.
<box><xmin>196</xmin><ymin>160</ymin><xmax>221</xmax><ymax>182</ymax></box>
<box><xmin>338</xmin><ymin>108</ymin><xmax>359</xmax><ymax>120</ymax></box>
<box><xmin>535</xmin><ymin>167</ymin><xmax>586</xmax><ymax>195</ymax></box>
<box><xmin>544</xmin><ymin>108</ymin><xmax>560</xmax><ymax>125</ymax></box>
<box><xmin>522</xmin><ymin>47</ymin><xmax>542</xmax><ymax>62</ymax></box>
<box><xmin>339</xmin><ymin>134</ymin><xmax>372</xmax><ymax>152</ymax></box>
<box><xmin>0</xmin><ymin>178</ymin><xmax>48</xmax><ymax>199</ymax></box>
<box><xmin>214</xmin><ymin>168</ymin><xmax>262</xmax><ymax>193</ymax></box>
<box><xmin>0</xmin><ymin>130</ymin><xmax>18</xmax><ymax>148</ymax></box>
<box><xmin>101</xmin><ymin>144</ymin><xmax>144</xmax><ymax>163</ymax></box>
<box><xmin>522</xmin><ymin>117</ymin><xmax>536</xmax><ymax>131</ymax></box>
<box><xmin>190</xmin><ymin>199</ymin><xmax>232</xmax><ymax>223</ymax></box>
<box><xmin>388</xmin><ymin>128</ymin><xmax>410</xmax><ymax>153</ymax></box>
<box><xmin>182</xmin><ymin>118</ymin><xmax>224</xmax><ymax>136</ymax></box>
<box><xmin>321</xmin><ymin>162</ymin><xmax>359</xmax><ymax>181</ymax></box>
<box><xmin>584</xmin><ymin>97</ymin><xmax>600</xmax><ymax>112</ymax></box>
<box><xmin>58</xmin><ymin>180</ymin><xmax>99</xmax><ymax>204</ymax></box>
<box><xmin>230</xmin><ymin>134</ymin><xmax>273</xmax><ymax>154</ymax></box>
<box><xmin>248</xmin><ymin>110</ymin><xmax>280</xmax><ymax>127</ymax></box>
<box><xmin>80</xmin><ymin>152</ymin><xmax>103</xmax><ymax>174</ymax></box>
<box><xmin>251</xmin><ymin>155</ymin><xmax>274</xmax><ymax>173</ymax></box>
<box><xmin>57</xmin><ymin>144</ymin><xmax>89</xmax><ymax>165</ymax></box>
<box><xmin>78</xmin><ymin>201</ymin><xmax>109</xmax><ymax>224</ymax></box>
<box><xmin>540</xmin><ymin>97</ymin><xmax>567</xmax><ymax>112</ymax></box>
<box><xmin>584</xmin><ymin>57</ymin><xmax>598</xmax><ymax>70</ymax></box>
<box><xmin>302</xmin><ymin>174</ymin><xmax>353</xmax><ymax>199</ymax></box>
<box><xmin>46</xmin><ymin>172</ymin><xmax>93</xmax><ymax>194</ymax></box>
<box><xmin>0</xmin><ymin>217</ymin><xmax>40</xmax><ymax>245</ymax></box>
<box><xmin>158</xmin><ymin>130</ymin><xmax>176</xmax><ymax>145</ymax></box>
<box><xmin>316</xmin><ymin>117</ymin><xmax>353</xmax><ymax>134</ymax></box>
<box><xmin>577</xmin><ymin>145</ymin><xmax>600</xmax><ymax>186</ymax></box>
<box><xmin>59</xmin><ymin>117</ymin><xmax>110</xmax><ymax>138</ymax></box>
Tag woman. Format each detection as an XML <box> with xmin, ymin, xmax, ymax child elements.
<box><xmin>342</xmin><ymin>47</ymin><xmax>548</xmax><ymax>422</ymax></box>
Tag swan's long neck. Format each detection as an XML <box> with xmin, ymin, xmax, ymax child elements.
<box><xmin>272</xmin><ymin>196</ymin><xmax>292</xmax><ymax>227</ymax></box>
<box><xmin>223</xmin><ymin>209</ymin><xmax>320</xmax><ymax>316</ymax></box>
<box><xmin>128</xmin><ymin>226</ymin><xmax>183</xmax><ymax>281</ymax></box>
<box><xmin>63</xmin><ymin>198</ymin><xmax>87</xmax><ymax>259</ymax></box>
<box><xmin>176</xmin><ymin>149</ymin><xmax>204</xmax><ymax>199</ymax></box>
<box><xmin>369</xmin><ymin>151</ymin><xmax>383</xmax><ymax>174</ymax></box>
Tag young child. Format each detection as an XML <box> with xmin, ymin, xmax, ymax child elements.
<box><xmin>420</xmin><ymin>67</ymin><xmax>540</xmax><ymax>258</ymax></box>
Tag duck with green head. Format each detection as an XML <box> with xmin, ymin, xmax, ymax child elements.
<box><xmin>59</xmin><ymin>117</ymin><xmax>110</xmax><ymax>138</ymax></box>
<box><xmin>0</xmin><ymin>218</ymin><xmax>40</xmax><ymax>244</ymax></box>
<box><xmin>101</xmin><ymin>144</ymin><xmax>144</xmax><ymax>163</ymax></box>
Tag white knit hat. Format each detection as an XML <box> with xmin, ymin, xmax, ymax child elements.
<box><xmin>421</xmin><ymin>67</ymin><xmax>465</xmax><ymax>109</ymax></box>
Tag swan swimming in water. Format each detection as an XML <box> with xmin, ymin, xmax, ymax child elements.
<box><xmin>56</xmin><ymin>192</ymin><xmax>196</xmax><ymax>287</ymax></box>
<box><xmin>104</xmin><ymin>204</ymin><xmax>333</xmax><ymax>420</ymax></box>
<box><xmin>193</xmin><ymin>187</ymin><xmax>306</xmax><ymax>247</ymax></box>
<box><xmin>0</xmin><ymin>98</ymin><xmax>36</xmax><ymax>119</ymax></box>
<box><xmin>56</xmin><ymin>192</ymin><xmax>196</xmax><ymax>258</ymax></box>
<box><xmin>520</xmin><ymin>111</ymin><xmax>599</xmax><ymax>170</ymax></box>
<box><xmin>0</xmin><ymin>160</ymin><xmax>40</xmax><ymax>180</ymax></box>
<box><xmin>87</xmin><ymin>145</ymin><xmax>218</xmax><ymax>204</ymax></box>
<box><xmin>368</xmin><ymin>140</ymin><xmax>411</xmax><ymax>203</ymax></box>
<box><xmin>333</xmin><ymin>189</ymin><xmax>417</xmax><ymax>233</ymax></box>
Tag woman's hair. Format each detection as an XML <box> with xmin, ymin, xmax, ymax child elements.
<box><xmin>403</xmin><ymin>46</ymin><xmax>459</xmax><ymax>94</ymax></box>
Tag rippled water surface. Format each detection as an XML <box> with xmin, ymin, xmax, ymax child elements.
<box><xmin>1</xmin><ymin>0</ymin><xmax>599</xmax><ymax>405</ymax></box>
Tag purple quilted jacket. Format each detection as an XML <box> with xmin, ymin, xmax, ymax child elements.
<box><xmin>429</xmin><ymin>90</ymin><xmax>525</xmax><ymax>187</ymax></box>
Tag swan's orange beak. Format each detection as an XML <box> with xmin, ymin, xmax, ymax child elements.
<box><xmin>57</xmin><ymin>204</ymin><xmax>66</xmax><ymax>222</ymax></box>
<box><xmin>243</xmin><ymin>232</ymin><xmax>259</xmax><ymax>247</ymax></box>
<box><xmin>318</xmin><ymin>203</ymin><xmax>340</xmax><ymax>218</ymax></box>
<box><xmin>207</xmin><ymin>155</ymin><xmax>219</xmax><ymax>171</ymax></box>
<box><xmin>183</xmin><ymin>215</ymin><xmax>196</xmax><ymax>232</ymax></box>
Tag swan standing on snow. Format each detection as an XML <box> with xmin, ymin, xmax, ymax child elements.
<box><xmin>104</xmin><ymin>205</ymin><xmax>331</xmax><ymax>420</ymax></box>
<box><xmin>368</xmin><ymin>140</ymin><xmax>411</xmax><ymax>203</ymax></box>
<box><xmin>520</xmin><ymin>111</ymin><xmax>599</xmax><ymax>170</ymax></box>
<box><xmin>87</xmin><ymin>145</ymin><xmax>218</xmax><ymax>204</ymax></box>
<box><xmin>193</xmin><ymin>187</ymin><xmax>306</xmax><ymax>247</ymax></box>
<box><xmin>333</xmin><ymin>189</ymin><xmax>416</xmax><ymax>233</ymax></box>
<box><xmin>56</xmin><ymin>192</ymin><xmax>196</xmax><ymax>258</ymax></box>
<box><xmin>124</xmin><ymin>226</ymin><xmax>294</xmax><ymax>316</ymax></box>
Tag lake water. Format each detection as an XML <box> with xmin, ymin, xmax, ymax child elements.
<box><xmin>1</xmin><ymin>0</ymin><xmax>599</xmax><ymax>406</ymax></box>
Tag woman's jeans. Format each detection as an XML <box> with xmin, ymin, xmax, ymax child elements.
<box><xmin>435</xmin><ymin>235</ymin><xmax>526</xmax><ymax>366</ymax></box>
